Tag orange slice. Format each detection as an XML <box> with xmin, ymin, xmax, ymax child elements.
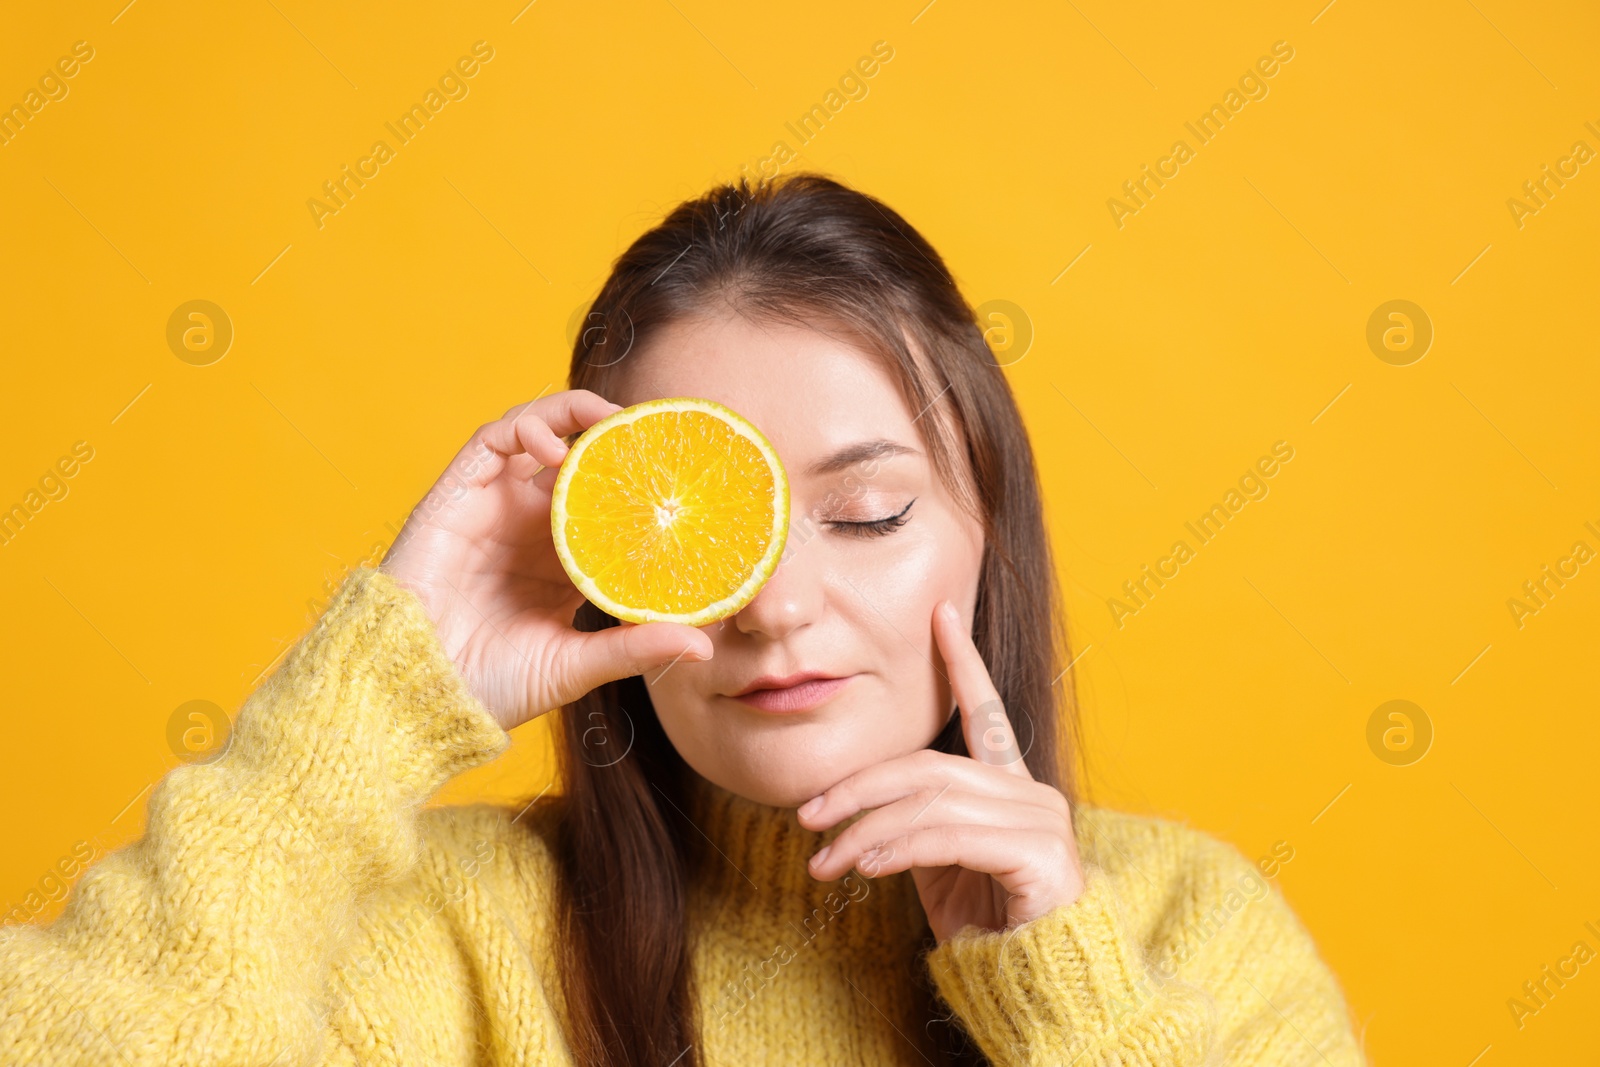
<box><xmin>550</xmin><ymin>397</ymin><xmax>790</xmax><ymax>626</ymax></box>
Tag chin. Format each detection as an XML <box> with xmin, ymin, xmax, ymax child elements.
<box><xmin>689</xmin><ymin>749</ymin><xmax>840</xmax><ymax>808</ymax></box>
<box><xmin>719</xmin><ymin>775</ymin><xmax>819</xmax><ymax>809</ymax></box>
<box><xmin>682</xmin><ymin>727</ymin><xmax>937</xmax><ymax>809</ymax></box>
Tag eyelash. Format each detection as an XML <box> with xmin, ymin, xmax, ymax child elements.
<box><xmin>829</xmin><ymin>498</ymin><xmax>917</xmax><ymax>538</ymax></box>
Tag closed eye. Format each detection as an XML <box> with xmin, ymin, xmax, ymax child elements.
<box><xmin>829</xmin><ymin>498</ymin><xmax>916</xmax><ymax>538</ymax></box>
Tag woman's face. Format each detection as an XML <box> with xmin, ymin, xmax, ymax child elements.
<box><xmin>608</xmin><ymin>310</ymin><xmax>986</xmax><ymax>808</ymax></box>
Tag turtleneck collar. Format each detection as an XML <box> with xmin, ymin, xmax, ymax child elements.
<box><xmin>679</xmin><ymin>770</ymin><xmax>931</xmax><ymax>957</ymax></box>
<box><xmin>678</xmin><ymin>772</ymin><xmax>948</xmax><ymax>1063</ymax></box>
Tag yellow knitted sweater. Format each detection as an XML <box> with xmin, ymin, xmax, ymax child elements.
<box><xmin>0</xmin><ymin>566</ymin><xmax>1367</xmax><ymax>1066</ymax></box>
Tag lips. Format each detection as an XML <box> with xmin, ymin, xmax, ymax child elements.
<box><xmin>729</xmin><ymin>672</ymin><xmax>854</xmax><ymax>714</ymax></box>
<box><xmin>731</xmin><ymin>671</ymin><xmax>839</xmax><ymax>697</ymax></box>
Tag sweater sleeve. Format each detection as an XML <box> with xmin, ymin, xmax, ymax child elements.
<box><xmin>0</xmin><ymin>565</ymin><xmax>511</xmax><ymax>1067</ymax></box>
<box><xmin>924</xmin><ymin>839</ymin><xmax>1368</xmax><ymax>1067</ymax></box>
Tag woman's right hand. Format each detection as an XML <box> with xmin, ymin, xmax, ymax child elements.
<box><xmin>379</xmin><ymin>389</ymin><xmax>713</xmax><ymax>731</ymax></box>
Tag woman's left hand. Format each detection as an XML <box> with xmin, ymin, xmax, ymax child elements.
<box><xmin>797</xmin><ymin>600</ymin><xmax>1087</xmax><ymax>943</ymax></box>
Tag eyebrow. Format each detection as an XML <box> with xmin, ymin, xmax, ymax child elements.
<box><xmin>804</xmin><ymin>439</ymin><xmax>921</xmax><ymax>477</ymax></box>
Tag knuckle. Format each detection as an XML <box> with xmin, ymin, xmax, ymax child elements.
<box><xmin>546</xmin><ymin>636</ymin><xmax>579</xmax><ymax>676</ymax></box>
<box><xmin>465</xmin><ymin>429</ymin><xmax>496</xmax><ymax>458</ymax></box>
<box><xmin>616</xmin><ymin>630</ymin><xmax>649</xmax><ymax>677</ymax></box>
<box><xmin>516</xmin><ymin>413</ymin><xmax>553</xmax><ymax>441</ymax></box>
<box><xmin>861</xmin><ymin>841</ymin><xmax>897</xmax><ymax>875</ymax></box>
<box><xmin>1042</xmin><ymin>786</ymin><xmax>1070</xmax><ymax>818</ymax></box>
<box><xmin>1051</xmin><ymin>809</ymin><xmax>1073</xmax><ymax>843</ymax></box>
<box><xmin>524</xmin><ymin>401</ymin><xmax>553</xmax><ymax>423</ymax></box>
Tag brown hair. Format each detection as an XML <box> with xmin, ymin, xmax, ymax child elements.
<box><xmin>533</xmin><ymin>172</ymin><xmax>1083</xmax><ymax>1066</ymax></box>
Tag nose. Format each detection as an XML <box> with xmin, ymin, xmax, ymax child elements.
<box><xmin>732</xmin><ymin>525</ymin><xmax>823</xmax><ymax>640</ymax></box>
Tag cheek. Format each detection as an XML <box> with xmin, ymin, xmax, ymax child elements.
<box><xmin>637</xmin><ymin>610</ymin><xmax>741</xmax><ymax>739</ymax></box>
<box><xmin>640</xmin><ymin>669</ymin><xmax>720</xmax><ymax>770</ymax></box>
<box><xmin>642</xmin><ymin>664</ymin><xmax>705</xmax><ymax>726</ymax></box>
<box><xmin>844</xmin><ymin>517</ymin><xmax>982</xmax><ymax>627</ymax></box>
<box><xmin>851</xmin><ymin>538</ymin><xmax>953</xmax><ymax>623</ymax></box>
<box><xmin>830</xmin><ymin>521</ymin><xmax>982</xmax><ymax>707</ymax></box>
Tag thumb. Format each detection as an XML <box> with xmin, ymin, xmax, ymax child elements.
<box><xmin>561</xmin><ymin>621</ymin><xmax>713</xmax><ymax>697</ymax></box>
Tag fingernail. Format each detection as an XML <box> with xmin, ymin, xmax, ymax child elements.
<box><xmin>940</xmin><ymin>601</ymin><xmax>958</xmax><ymax>622</ymax></box>
<box><xmin>797</xmin><ymin>795</ymin><xmax>823</xmax><ymax>819</ymax></box>
<box><xmin>810</xmin><ymin>844</ymin><xmax>831</xmax><ymax>867</ymax></box>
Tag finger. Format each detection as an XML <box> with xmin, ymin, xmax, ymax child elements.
<box><xmin>807</xmin><ymin>788</ymin><xmax>1066</xmax><ymax>882</ymax></box>
<box><xmin>797</xmin><ymin>748</ymin><xmax>1040</xmax><ymax>831</ymax></box>
<box><xmin>847</xmin><ymin>825</ymin><xmax>1049</xmax><ymax>881</ymax></box>
<box><xmin>508</xmin><ymin>389</ymin><xmax>623</xmax><ymax>441</ymax></box>
<box><xmin>552</xmin><ymin>621</ymin><xmax>713</xmax><ymax>704</ymax></box>
<box><xmin>461</xmin><ymin>391</ymin><xmax>623</xmax><ymax>491</ymax></box>
<box><xmin>504</xmin><ymin>452</ymin><xmax>546</xmax><ymax>484</ymax></box>
<box><xmin>530</xmin><ymin>463</ymin><xmax>560</xmax><ymax>496</ymax></box>
<box><xmin>934</xmin><ymin>600</ymin><xmax>1031</xmax><ymax>777</ymax></box>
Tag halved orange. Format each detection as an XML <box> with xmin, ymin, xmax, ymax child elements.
<box><xmin>550</xmin><ymin>397</ymin><xmax>790</xmax><ymax>626</ymax></box>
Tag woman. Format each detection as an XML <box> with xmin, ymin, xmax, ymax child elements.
<box><xmin>0</xmin><ymin>174</ymin><xmax>1366</xmax><ymax>1066</ymax></box>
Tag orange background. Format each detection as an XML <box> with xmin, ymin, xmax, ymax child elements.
<box><xmin>3</xmin><ymin>1</ymin><xmax>1598</xmax><ymax>1062</ymax></box>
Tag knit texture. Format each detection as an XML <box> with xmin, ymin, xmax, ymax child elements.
<box><xmin>0</xmin><ymin>566</ymin><xmax>1368</xmax><ymax>1066</ymax></box>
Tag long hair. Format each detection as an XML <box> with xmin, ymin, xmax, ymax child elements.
<box><xmin>531</xmin><ymin>172</ymin><xmax>1084</xmax><ymax>1067</ymax></box>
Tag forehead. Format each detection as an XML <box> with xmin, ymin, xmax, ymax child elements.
<box><xmin>611</xmin><ymin>312</ymin><xmax>921</xmax><ymax>470</ymax></box>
